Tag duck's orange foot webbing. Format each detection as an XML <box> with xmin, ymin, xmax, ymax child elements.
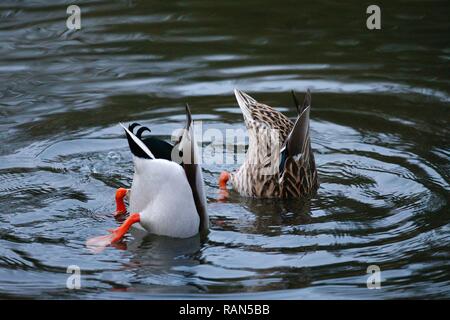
<box><xmin>86</xmin><ymin>213</ymin><xmax>140</xmax><ymax>252</ymax></box>
<box><xmin>114</xmin><ymin>187</ymin><xmax>128</xmax><ymax>217</ymax></box>
<box><xmin>109</xmin><ymin>213</ymin><xmax>140</xmax><ymax>243</ymax></box>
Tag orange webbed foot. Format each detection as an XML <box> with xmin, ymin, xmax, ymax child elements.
<box><xmin>86</xmin><ymin>213</ymin><xmax>140</xmax><ymax>253</ymax></box>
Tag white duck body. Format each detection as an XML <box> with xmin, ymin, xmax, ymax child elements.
<box><xmin>129</xmin><ymin>157</ymin><xmax>200</xmax><ymax>238</ymax></box>
<box><xmin>86</xmin><ymin>108</ymin><xmax>207</xmax><ymax>250</ymax></box>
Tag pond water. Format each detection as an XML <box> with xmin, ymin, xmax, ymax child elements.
<box><xmin>0</xmin><ymin>0</ymin><xmax>449</xmax><ymax>299</ymax></box>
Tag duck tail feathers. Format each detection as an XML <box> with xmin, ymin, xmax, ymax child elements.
<box><xmin>120</xmin><ymin>123</ymin><xmax>155</xmax><ymax>159</ymax></box>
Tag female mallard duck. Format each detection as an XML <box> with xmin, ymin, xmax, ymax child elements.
<box><xmin>219</xmin><ymin>89</ymin><xmax>319</xmax><ymax>198</ymax></box>
<box><xmin>87</xmin><ymin>104</ymin><xmax>208</xmax><ymax>248</ymax></box>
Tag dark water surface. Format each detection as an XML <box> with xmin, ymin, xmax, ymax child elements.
<box><xmin>0</xmin><ymin>0</ymin><xmax>449</xmax><ymax>299</ymax></box>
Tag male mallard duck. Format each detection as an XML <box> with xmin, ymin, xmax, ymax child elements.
<box><xmin>219</xmin><ymin>89</ymin><xmax>319</xmax><ymax>198</ymax></box>
<box><xmin>87</xmin><ymin>105</ymin><xmax>208</xmax><ymax>248</ymax></box>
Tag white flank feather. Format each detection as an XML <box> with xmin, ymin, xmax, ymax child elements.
<box><xmin>130</xmin><ymin>157</ymin><xmax>200</xmax><ymax>238</ymax></box>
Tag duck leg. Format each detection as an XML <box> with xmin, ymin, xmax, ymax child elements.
<box><xmin>86</xmin><ymin>213</ymin><xmax>141</xmax><ymax>251</ymax></box>
<box><xmin>218</xmin><ymin>171</ymin><xmax>230</xmax><ymax>201</ymax></box>
<box><xmin>114</xmin><ymin>187</ymin><xmax>129</xmax><ymax>217</ymax></box>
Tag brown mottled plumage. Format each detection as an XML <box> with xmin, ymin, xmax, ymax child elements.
<box><xmin>229</xmin><ymin>89</ymin><xmax>319</xmax><ymax>198</ymax></box>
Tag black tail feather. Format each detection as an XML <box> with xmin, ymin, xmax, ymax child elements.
<box><xmin>291</xmin><ymin>90</ymin><xmax>301</xmax><ymax>114</ymax></box>
<box><xmin>136</xmin><ymin>126</ymin><xmax>151</xmax><ymax>138</ymax></box>
<box><xmin>291</xmin><ymin>89</ymin><xmax>311</xmax><ymax>115</ymax></box>
<box><xmin>185</xmin><ymin>103</ymin><xmax>192</xmax><ymax>130</ymax></box>
<box><xmin>128</xmin><ymin>122</ymin><xmax>141</xmax><ymax>133</ymax></box>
